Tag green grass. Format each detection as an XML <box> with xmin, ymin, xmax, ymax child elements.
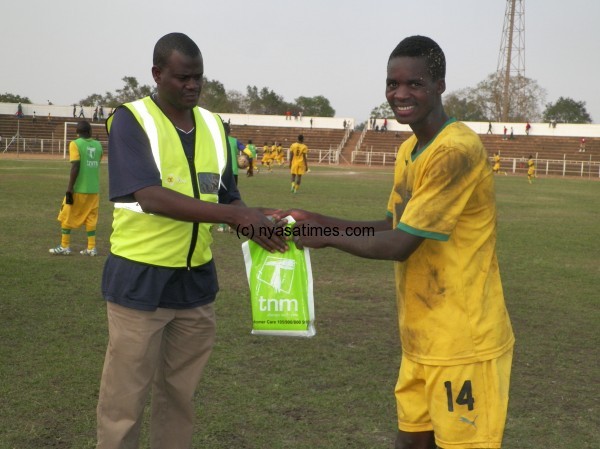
<box><xmin>0</xmin><ymin>159</ymin><xmax>598</xmax><ymax>448</ymax></box>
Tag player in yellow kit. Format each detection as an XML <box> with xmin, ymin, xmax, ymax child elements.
<box><xmin>49</xmin><ymin>121</ymin><xmax>103</xmax><ymax>256</ymax></box>
<box><xmin>261</xmin><ymin>142</ymin><xmax>272</xmax><ymax>171</ymax></box>
<box><xmin>492</xmin><ymin>152</ymin><xmax>507</xmax><ymax>175</ymax></box>
<box><xmin>275</xmin><ymin>142</ymin><xmax>284</xmax><ymax>165</ymax></box>
<box><xmin>527</xmin><ymin>155</ymin><xmax>536</xmax><ymax>184</ymax></box>
<box><xmin>289</xmin><ymin>134</ymin><xmax>308</xmax><ymax>193</ymax></box>
<box><xmin>281</xmin><ymin>36</ymin><xmax>514</xmax><ymax>449</ymax></box>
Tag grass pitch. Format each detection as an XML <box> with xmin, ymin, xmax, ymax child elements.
<box><xmin>0</xmin><ymin>158</ymin><xmax>598</xmax><ymax>448</ymax></box>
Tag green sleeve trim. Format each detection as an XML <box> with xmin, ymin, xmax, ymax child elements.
<box><xmin>386</xmin><ymin>210</ymin><xmax>393</xmax><ymax>218</ymax></box>
<box><xmin>397</xmin><ymin>222</ymin><xmax>449</xmax><ymax>241</ymax></box>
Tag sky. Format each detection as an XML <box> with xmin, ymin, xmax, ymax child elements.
<box><xmin>1</xmin><ymin>0</ymin><xmax>598</xmax><ymax>124</ymax></box>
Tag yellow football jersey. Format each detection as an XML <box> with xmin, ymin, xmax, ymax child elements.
<box><xmin>387</xmin><ymin>119</ymin><xmax>514</xmax><ymax>365</ymax></box>
<box><xmin>69</xmin><ymin>141</ymin><xmax>81</xmax><ymax>161</ymax></box>
<box><xmin>290</xmin><ymin>142</ymin><xmax>308</xmax><ymax>159</ymax></box>
<box><xmin>527</xmin><ymin>159</ymin><xmax>535</xmax><ymax>175</ymax></box>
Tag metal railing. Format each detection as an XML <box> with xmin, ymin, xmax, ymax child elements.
<box><xmin>350</xmin><ymin>150</ymin><xmax>600</xmax><ymax>178</ymax></box>
<box><xmin>2</xmin><ymin>137</ymin><xmax>111</xmax><ymax>156</ymax></box>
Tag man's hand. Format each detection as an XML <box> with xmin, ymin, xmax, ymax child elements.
<box><xmin>65</xmin><ymin>191</ymin><xmax>74</xmax><ymax>205</ymax></box>
<box><xmin>232</xmin><ymin>207</ymin><xmax>288</xmax><ymax>253</ymax></box>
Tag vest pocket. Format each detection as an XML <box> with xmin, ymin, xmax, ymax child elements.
<box><xmin>197</xmin><ymin>173</ymin><xmax>220</xmax><ymax>194</ymax></box>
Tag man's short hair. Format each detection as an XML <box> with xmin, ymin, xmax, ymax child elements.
<box><xmin>298</xmin><ymin>134</ymin><xmax>304</xmax><ymax>142</ymax></box>
<box><xmin>76</xmin><ymin>121</ymin><xmax>91</xmax><ymax>137</ymax></box>
<box><xmin>153</xmin><ymin>32</ymin><xmax>201</xmax><ymax>68</ymax></box>
<box><xmin>388</xmin><ymin>35</ymin><xmax>446</xmax><ymax>81</ymax></box>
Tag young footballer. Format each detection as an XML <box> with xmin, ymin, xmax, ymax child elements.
<box><xmin>527</xmin><ymin>155</ymin><xmax>536</xmax><ymax>183</ymax></box>
<box><xmin>282</xmin><ymin>36</ymin><xmax>514</xmax><ymax>449</ymax></box>
<box><xmin>289</xmin><ymin>134</ymin><xmax>309</xmax><ymax>193</ymax></box>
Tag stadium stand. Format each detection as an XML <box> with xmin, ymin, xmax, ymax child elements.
<box><xmin>0</xmin><ymin>114</ymin><xmax>108</xmax><ymax>155</ymax></box>
<box><xmin>1</xmin><ymin>107</ymin><xmax>598</xmax><ymax>176</ymax></box>
<box><xmin>227</xmin><ymin>125</ymin><xmax>348</xmax><ymax>164</ymax></box>
<box><xmin>351</xmin><ymin>128</ymin><xmax>598</xmax><ymax>176</ymax></box>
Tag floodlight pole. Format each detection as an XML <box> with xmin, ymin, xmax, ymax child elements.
<box><xmin>497</xmin><ymin>0</ymin><xmax>526</xmax><ymax>121</ymax></box>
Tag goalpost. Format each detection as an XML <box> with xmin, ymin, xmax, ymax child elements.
<box><xmin>62</xmin><ymin>122</ymin><xmax>107</xmax><ymax>158</ymax></box>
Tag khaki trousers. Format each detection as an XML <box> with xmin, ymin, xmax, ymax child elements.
<box><xmin>96</xmin><ymin>301</ymin><xmax>216</xmax><ymax>449</ymax></box>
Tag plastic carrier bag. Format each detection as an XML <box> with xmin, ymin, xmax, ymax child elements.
<box><xmin>241</xmin><ymin>216</ymin><xmax>315</xmax><ymax>337</ymax></box>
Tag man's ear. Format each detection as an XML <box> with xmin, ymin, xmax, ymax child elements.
<box><xmin>151</xmin><ymin>65</ymin><xmax>161</xmax><ymax>84</ymax></box>
<box><xmin>437</xmin><ymin>79</ymin><xmax>446</xmax><ymax>95</ymax></box>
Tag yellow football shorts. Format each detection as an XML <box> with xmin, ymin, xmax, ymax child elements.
<box><xmin>395</xmin><ymin>348</ymin><xmax>513</xmax><ymax>448</ymax></box>
<box><xmin>57</xmin><ymin>193</ymin><xmax>99</xmax><ymax>229</ymax></box>
<box><xmin>290</xmin><ymin>162</ymin><xmax>306</xmax><ymax>176</ymax></box>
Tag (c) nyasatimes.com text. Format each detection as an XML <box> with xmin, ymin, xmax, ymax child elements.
<box><xmin>235</xmin><ymin>223</ymin><xmax>375</xmax><ymax>240</ymax></box>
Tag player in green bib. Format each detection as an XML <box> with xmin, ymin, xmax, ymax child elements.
<box><xmin>49</xmin><ymin>120</ymin><xmax>103</xmax><ymax>256</ymax></box>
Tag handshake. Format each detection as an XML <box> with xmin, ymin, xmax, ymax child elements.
<box><xmin>238</xmin><ymin>208</ymin><xmax>327</xmax><ymax>254</ymax></box>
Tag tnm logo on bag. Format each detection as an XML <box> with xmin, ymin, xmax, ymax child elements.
<box><xmin>197</xmin><ymin>173</ymin><xmax>220</xmax><ymax>194</ymax></box>
<box><xmin>242</xmin><ymin>218</ymin><xmax>316</xmax><ymax>337</ymax></box>
<box><xmin>255</xmin><ymin>256</ymin><xmax>300</xmax><ymax>313</ymax></box>
<box><xmin>256</xmin><ymin>256</ymin><xmax>296</xmax><ymax>295</ymax></box>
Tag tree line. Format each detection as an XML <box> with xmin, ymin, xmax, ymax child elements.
<box><xmin>69</xmin><ymin>77</ymin><xmax>334</xmax><ymax>118</ymax></box>
<box><xmin>1</xmin><ymin>72</ymin><xmax>592</xmax><ymax>124</ymax></box>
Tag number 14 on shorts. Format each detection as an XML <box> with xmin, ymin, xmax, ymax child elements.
<box><xmin>444</xmin><ymin>380</ymin><xmax>475</xmax><ymax>412</ymax></box>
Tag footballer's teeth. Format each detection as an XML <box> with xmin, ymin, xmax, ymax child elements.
<box><xmin>396</xmin><ymin>106</ymin><xmax>414</xmax><ymax>111</ymax></box>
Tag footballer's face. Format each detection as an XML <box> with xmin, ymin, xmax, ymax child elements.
<box><xmin>385</xmin><ymin>56</ymin><xmax>445</xmax><ymax>130</ymax></box>
<box><xmin>153</xmin><ymin>50</ymin><xmax>203</xmax><ymax>111</ymax></box>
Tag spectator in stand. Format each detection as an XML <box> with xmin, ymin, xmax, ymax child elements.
<box><xmin>525</xmin><ymin>122</ymin><xmax>531</xmax><ymax>135</ymax></box>
<box><xmin>16</xmin><ymin>102</ymin><xmax>24</xmax><ymax>118</ymax></box>
<box><xmin>78</xmin><ymin>105</ymin><xmax>85</xmax><ymax>118</ymax></box>
<box><xmin>503</xmin><ymin>126</ymin><xmax>508</xmax><ymax>140</ymax></box>
<box><xmin>579</xmin><ymin>138</ymin><xmax>586</xmax><ymax>152</ymax></box>
<box><xmin>32</xmin><ymin>111</ymin><xmax>37</xmax><ymax>124</ymax></box>
<box><xmin>73</xmin><ymin>105</ymin><xmax>77</xmax><ymax>118</ymax></box>
<box><xmin>99</xmin><ymin>105</ymin><xmax>105</xmax><ymax>120</ymax></box>
<box><xmin>509</xmin><ymin>127</ymin><xmax>514</xmax><ymax>140</ymax></box>
<box><xmin>487</xmin><ymin>121</ymin><xmax>493</xmax><ymax>134</ymax></box>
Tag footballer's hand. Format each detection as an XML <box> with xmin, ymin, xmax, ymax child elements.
<box><xmin>65</xmin><ymin>191</ymin><xmax>74</xmax><ymax>205</ymax></box>
<box><xmin>292</xmin><ymin>219</ymin><xmax>329</xmax><ymax>250</ymax></box>
<box><xmin>271</xmin><ymin>208</ymin><xmax>318</xmax><ymax>223</ymax></box>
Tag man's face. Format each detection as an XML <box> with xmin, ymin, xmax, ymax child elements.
<box><xmin>385</xmin><ymin>56</ymin><xmax>445</xmax><ymax>127</ymax></box>
<box><xmin>153</xmin><ymin>50</ymin><xmax>204</xmax><ymax>110</ymax></box>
